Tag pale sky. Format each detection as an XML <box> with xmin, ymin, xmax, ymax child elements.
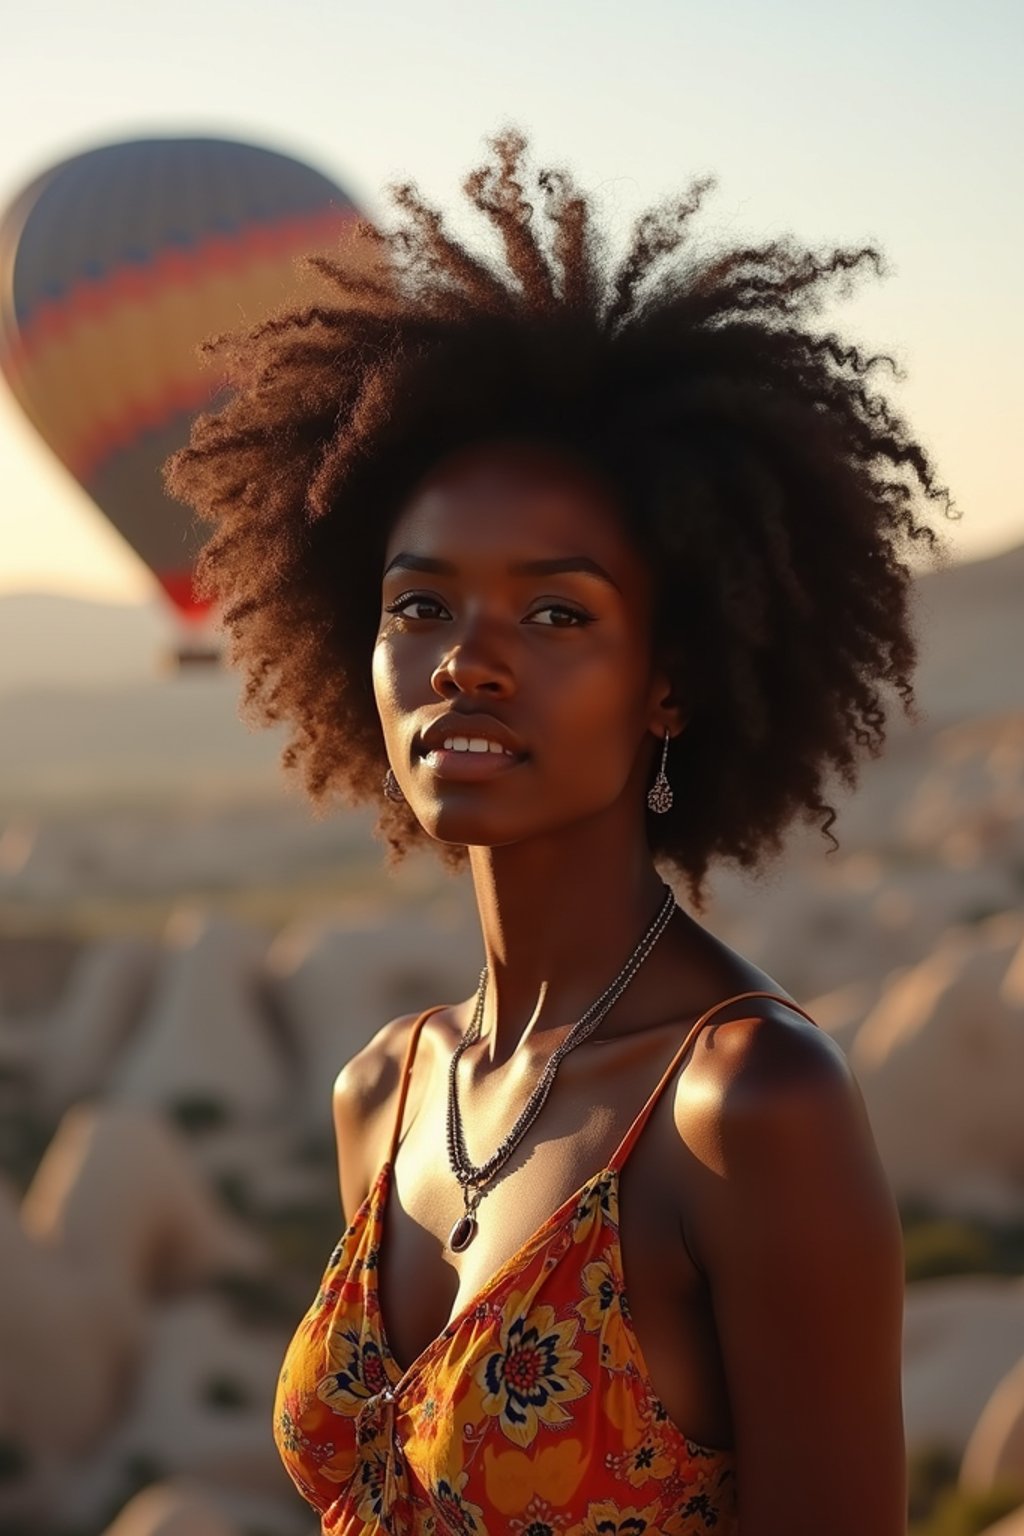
<box><xmin>2</xmin><ymin>0</ymin><xmax>1021</xmax><ymax>602</ymax></box>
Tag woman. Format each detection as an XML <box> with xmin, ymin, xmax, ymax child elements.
<box><xmin>166</xmin><ymin>128</ymin><xmax>951</xmax><ymax>1536</ymax></box>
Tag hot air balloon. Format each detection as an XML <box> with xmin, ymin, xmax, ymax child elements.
<box><xmin>0</xmin><ymin>136</ymin><xmax>366</xmax><ymax>663</ymax></box>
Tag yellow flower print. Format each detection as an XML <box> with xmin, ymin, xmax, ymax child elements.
<box><xmin>351</xmin><ymin>1448</ymin><xmax>388</xmax><ymax>1525</ymax></box>
<box><xmin>507</xmin><ymin>1494</ymin><xmax>574</xmax><ymax>1533</ymax></box>
<box><xmin>572</xmin><ymin>1172</ymin><xmax>619</xmax><ymax>1242</ymax></box>
<box><xmin>605</xmin><ymin>1433</ymin><xmax>676</xmax><ymax>1488</ymax></box>
<box><xmin>566</xmin><ymin>1499</ymin><xmax>661</xmax><ymax>1536</ymax></box>
<box><xmin>432</xmin><ymin>1467</ymin><xmax>486</xmax><ymax>1535</ymax></box>
<box><xmin>660</xmin><ymin>1488</ymin><xmax>737</xmax><ymax>1536</ymax></box>
<box><xmin>318</xmin><ymin>1327</ymin><xmax>396</xmax><ymax>1417</ymax></box>
<box><xmin>404</xmin><ymin>1383</ymin><xmax>462</xmax><ymax>1456</ymax></box>
<box><xmin>274</xmin><ymin>1380</ymin><xmax>355</xmax><ymax>1491</ymax></box>
<box><xmin>477</xmin><ymin>1293</ymin><xmax>589</xmax><ymax>1447</ymax></box>
<box><xmin>574</xmin><ymin>1260</ymin><xmax>633</xmax><ymax>1371</ymax></box>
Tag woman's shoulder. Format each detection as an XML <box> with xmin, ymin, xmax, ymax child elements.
<box><xmin>673</xmin><ymin>985</ymin><xmax>885</xmax><ymax>1256</ymax></box>
<box><xmin>668</xmin><ymin>981</ymin><xmax>859</xmax><ymax>1182</ymax></box>
<box><xmin>663</xmin><ymin>922</ymin><xmax>849</xmax><ymax>1110</ymax></box>
<box><xmin>332</xmin><ymin>1003</ymin><xmax>453</xmax><ymax>1124</ymax></box>
<box><xmin>332</xmin><ymin>1010</ymin><xmax>417</xmax><ymax>1113</ymax></box>
<box><xmin>686</xmin><ymin>987</ymin><xmax>848</xmax><ymax>1099</ymax></box>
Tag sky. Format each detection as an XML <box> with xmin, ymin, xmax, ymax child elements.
<box><xmin>1</xmin><ymin>0</ymin><xmax>1021</xmax><ymax>603</ymax></box>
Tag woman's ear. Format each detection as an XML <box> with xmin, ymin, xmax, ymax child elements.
<box><xmin>648</xmin><ymin>667</ymin><xmax>688</xmax><ymax>740</ymax></box>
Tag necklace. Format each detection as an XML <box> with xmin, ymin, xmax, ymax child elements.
<box><xmin>445</xmin><ymin>885</ymin><xmax>677</xmax><ymax>1253</ymax></box>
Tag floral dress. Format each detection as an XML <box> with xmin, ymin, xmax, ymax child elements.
<box><xmin>274</xmin><ymin>991</ymin><xmax>815</xmax><ymax>1533</ymax></box>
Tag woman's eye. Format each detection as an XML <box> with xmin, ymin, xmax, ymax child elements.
<box><xmin>383</xmin><ymin>592</ymin><xmax>450</xmax><ymax>621</ymax></box>
<box><xmin>526</xmin><ymin>603</ymin><xmax>593</xmax><ymax>628</ymax></box>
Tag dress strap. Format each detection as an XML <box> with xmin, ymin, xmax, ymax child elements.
<box><xmin>385</xmin><ymin>1004</ymin><xmax>449</xmax><ymax>1165</ymax></box>
<box><xmin>608</xmin><ymin>990</ymin><xmax>819</xmax><ymax>1172</ymax></box>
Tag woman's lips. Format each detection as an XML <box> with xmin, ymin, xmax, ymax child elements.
<box><xmin>418</xmin><ymin>745</ymin><xmax>528</xmax><ymax>781</ymax></box>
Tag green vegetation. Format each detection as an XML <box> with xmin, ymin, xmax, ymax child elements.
<box><xmin>902</xmin><ymin>1202</ymin><xmax>1024</xmax><ymax>1283</ymax></box>
<box><xmin>262</xmin><ymin>1202</ymin><xmax>341</xmax><ymax>1274</ymax></box>
<box><xmin>167</xmin><ymin>1093</ymin><xmax>230</xmax><ymax>1134</ymax></box>
<box><xmin>910</xmin><ymin>1445</ymin><xmax>962</xmax><ymax>1523</ymax></box>
<box><xmin>206</xmin><ymin>1269</ymin><xmax>302</xmax><ymax>1327</ymax></box>
<box><xmin>84</xmin><ymin>1453</ymin><xmax>169</xmax><ymax>1536</ymax></box>
<box><xmin>0</xmin><ymin>1092</ymin><xmax>53</xmax><ymax>1194</ymax></box>
<box><xmin>201</xmin><ymin>1373</ymin><xmax>251</xmax><ymax>1410</ymax></box>
<box><xmin>117</xmin><ymin>1452</ymin><xmax>165</xmax><ymax>1492</ymax></box>
<box><xmin>293</xmin><ymin>1129</ymin><xmax>336</xmax><ymax>1166</ymax></box>
<box><xmin>212</xmin><ymin>1167</ymin><xmax>251</xmax><ymax>1217</ymax></box>
<box><xmin>0</xmin><ymin>1438</ymin><xmax>29</xmax><ymax>1482</ymax></box>
<box><xmin>908</xmin><ymin>1442</ymin><xmax>1024</xmax><ymax>1535</ymax></box>
<box><xmin>957</xmin><ymin>900</ymin><xmax>1017</xmax><ymax>927</ymax></box>
<box><xmin>910</xmin><ymin>1482</ymin><xmax>1024</xmax><ymax>1535</ymax></box>
<box><xmin>0</xmin><ymin>848</ymin><xmax>399</xmax><ymax>940</ymax></box>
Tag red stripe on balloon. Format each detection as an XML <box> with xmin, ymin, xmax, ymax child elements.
<box><xmin>72</xmin><ymin>375</ymin><xmax>223</xmax><ymax>482</ymax></box>
<box><xmin>8</xmin><ymin>205</ymin><xmax>355</xmax><ymax>367</ymax></box>
<box><xmin>158</xmin><ymin>568</ymin><xmax>214</xmax><ymax>623</ymax></box>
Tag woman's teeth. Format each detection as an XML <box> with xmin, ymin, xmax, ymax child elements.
<box><xmin>443</xmin><ymin>737</ymin><xmax>514</xmax><ymax>755</ymax></box>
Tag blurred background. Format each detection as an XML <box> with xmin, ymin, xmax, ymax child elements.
<box><xmin>1</xmin><ymin>2</ymin><xmax>1022</xmax><ymax>1534</ymax></box>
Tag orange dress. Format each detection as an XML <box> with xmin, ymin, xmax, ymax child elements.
<box><xmin>274</xmin><ymin>989</ymin><xmax>818</xmax><ymax>1534</ymax></box>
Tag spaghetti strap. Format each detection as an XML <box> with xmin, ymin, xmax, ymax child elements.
<box><xmin>609</xmin><ymin>989</ymin><xmax>819</xmax><ymax>1171</ymax></box>
<box><xmin>385</xmin><ymin>1003</ymin><xmax>448</xmax><ymax>1166</ymax></box>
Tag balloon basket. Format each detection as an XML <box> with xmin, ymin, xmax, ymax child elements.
<box><xmin>162</xmin><ymin>640</ymin><xmax>223</xmax><ymax>672</ymax></box>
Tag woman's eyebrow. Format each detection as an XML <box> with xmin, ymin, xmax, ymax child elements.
<box><xmin>383</xmin><ymin>553</ymin><xmax>457</xmax><ymax>577</ymax></box>
<box><xmin>383</xmin><ymin>552</ymin><xmax>620</xmax><ymax>592</ymax></box>
<box><xmin>509</xmin><ymin>556</ymin><xmax>621</xmax><ymax>593</ymax></box>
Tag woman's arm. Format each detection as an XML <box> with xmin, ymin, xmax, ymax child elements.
<box><xmin>695</xmin><ymin>1015</ymin><xmax>907</xmax><ymax>1535</ymax></box>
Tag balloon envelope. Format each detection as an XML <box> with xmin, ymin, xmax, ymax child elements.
<box><xmin>0</xmin><ymin>137</ymin><xmax>363</xmax><ymax>624</ymax></box>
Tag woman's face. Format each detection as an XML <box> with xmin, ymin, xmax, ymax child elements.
<box><xmin>371</xmin><ymin>437</ymin><xmax>676</xmax><ymax>850</ymax></box>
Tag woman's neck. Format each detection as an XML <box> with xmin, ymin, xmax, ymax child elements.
<box><xmin>465</xmin><ymin>814</ymin><xmax>674</xmax><ymax>1064</ymax></box>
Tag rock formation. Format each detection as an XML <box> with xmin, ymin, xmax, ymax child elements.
<box><xmin>903</xmin><ymin>1278</ymin><xmax>1024</xmax><ymax>1451</ymax></box>
<box><xmin>962</xmin><ymin>1353</ymin><xmax>1024</xmax><ymax>1498</ymax></box>
<box><xmin>34</xmin><ymin>935</ymin><xmax>158</xmax><ymax>1116</ymax></box>
<box><xmin>109</xmin><ymin>910</ymin><xmax>284</xmax><ymax>1123</ymax></box>
<box><xmin>266</xmin><ymin>907</ymin><xmax>479</xmax><ymax>1134</ymax></box>
<box><xmin>849</xmin><ymin>914</ymin><xmax>1024</xmax><ymax>1215</ymax></box>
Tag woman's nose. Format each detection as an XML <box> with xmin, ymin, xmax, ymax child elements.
<box><xmin>429</xmin><ymin>622</ymin><xmax>515</xmax><ymax>699</ymax></box>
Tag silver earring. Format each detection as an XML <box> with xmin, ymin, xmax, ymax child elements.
<box><xmin>646</xmin><ymin>728</ymin><xmax>673</xmax><ymax>814</ymax></box>
<box><xmin>383</xmin><ymin>767</ymin><xmax>406</xmax><ymax>803</ymax></box>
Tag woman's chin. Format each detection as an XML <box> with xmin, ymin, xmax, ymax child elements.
<box><xmin>414</xmin><ymin>806</ymin><xmax>527</xmax><ymax>850</ymax></box>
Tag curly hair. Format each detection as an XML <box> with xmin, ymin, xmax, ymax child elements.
<box><xmin>164</xmin><ymin>126</ymin><xmax>954</xmax><ymax>906</ymax></box>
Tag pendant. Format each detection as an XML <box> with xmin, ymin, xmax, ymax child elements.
<box><xmin>448</xmin><ymin>1213</ymin><xmax>478</xmax><ymax>1252</ymax></box>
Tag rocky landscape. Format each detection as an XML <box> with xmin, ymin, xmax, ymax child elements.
<box><xmin>0</xmin><ymin>540</ymin><xmax>1022</xmax><ymax>1536</ymax></box>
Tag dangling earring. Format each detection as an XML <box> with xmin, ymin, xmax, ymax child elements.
<box><xmin>646</xmin><ymin>728</ymin><xmax>673</xmax><ymax>814</ymax></box>
<box><xmin>383</xmin><ymin>767</ymin><xmax>406</xmax><ymax>803</ymax></box>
